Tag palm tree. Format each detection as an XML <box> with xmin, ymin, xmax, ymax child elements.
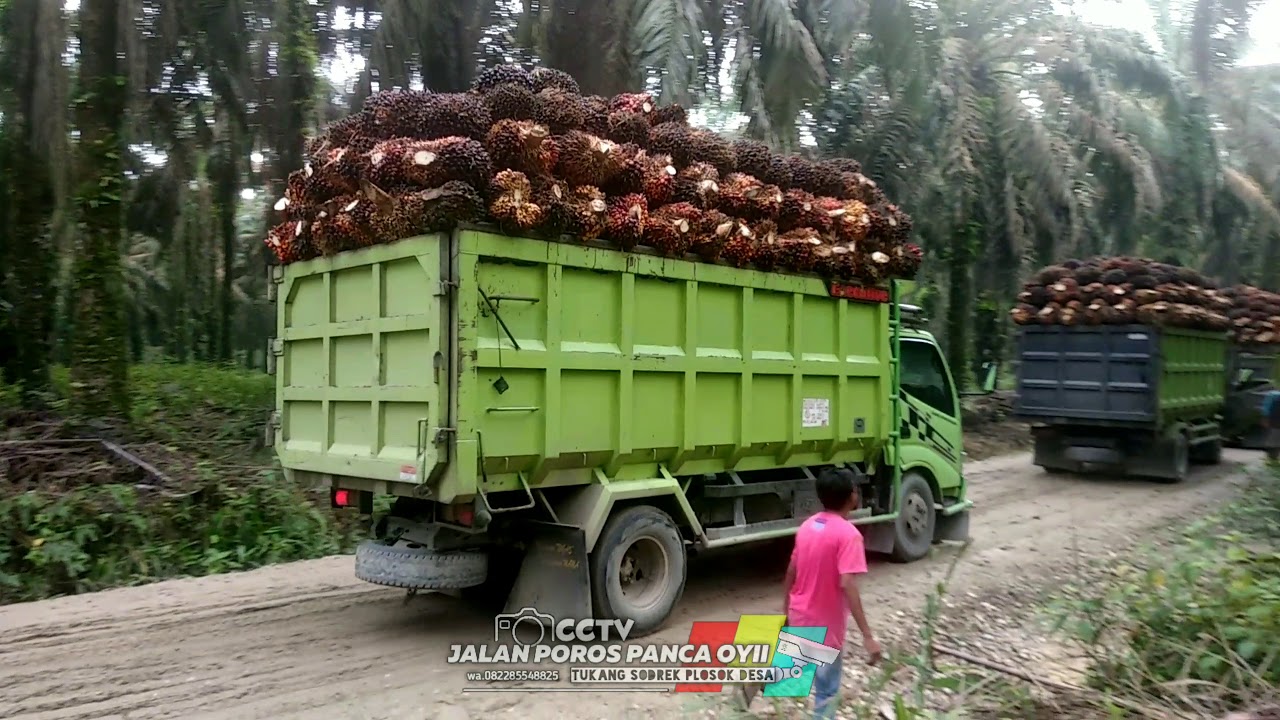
<box><xmin>0</xmin><ymin>0</ymin><xmax>66</xmax><ymax>404</ymax></box>
<box><xmin>69</xmin><ymin>0</ymin><xmax>131</xmax><ymax>418</ymax></box>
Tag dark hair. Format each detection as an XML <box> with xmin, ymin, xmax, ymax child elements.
<box><xmin>816</xmin><ymin>467</ymin><xmax>858</xmax><ymax>511</ymax></box>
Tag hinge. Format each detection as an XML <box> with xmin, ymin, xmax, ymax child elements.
<box><xmin>433</xmin><ymin>427</ymin><xmax>456</xmax><ymax>445</ymax></box>
<box><xmin>267</xmin><ymin>265</ymin><xmax>284</xmax><ymax>302</ymax></box>
<box><xmin>265</xmin><ymin>337</ymin><xmax>284</xmax><ymax>375</ymax></box>
<box><xmin>264</xmin><ymin>411</ymin><xmax>280</xmax><ymax>447</ymax></box>
<box><xmin>436</xmin><ymin>279</ymin><xmax>459</xmax><ymax>297</ymax></box>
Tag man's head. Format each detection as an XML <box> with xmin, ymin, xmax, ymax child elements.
<box><xmin>816</xmin><ymin>467</ymin><xmax>860</xmax><ymax>513</ymax></box>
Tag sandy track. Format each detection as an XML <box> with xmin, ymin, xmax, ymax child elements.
<box><xmin>0</xmin><ymin>449</ymin><xmax>1260</xmax><ymax>720</ymax></box>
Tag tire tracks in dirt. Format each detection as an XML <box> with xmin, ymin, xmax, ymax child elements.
<box><xmin>0</xmin><ymin>450</ymin><xmax>1260</xmax><ymax>720</ymax></box>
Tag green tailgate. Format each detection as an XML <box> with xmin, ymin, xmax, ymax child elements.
<box><xmin>273</xmin><ymin>240</ymin><xmax>452</xmax><ymax>485</ymax></box>
<box><xmin>275</xmin><ymin>229</ymin><xmax>894</xmax><ymax>502</ymax></box>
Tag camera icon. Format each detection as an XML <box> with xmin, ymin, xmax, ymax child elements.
<box><xmin>494</xmin><ymin>606</ymin><xmax>554</xmax><ymax>645</ymax></box>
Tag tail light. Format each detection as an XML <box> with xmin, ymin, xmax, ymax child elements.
<box><xmin>442</xmin><ymin>503</ymin><xmax>474</xmax><ymax>526</ymax></box>
<box><xmin>330</xmin><ymin>488</ymin><xmax>372</xmax><ymax>513</ymax></box>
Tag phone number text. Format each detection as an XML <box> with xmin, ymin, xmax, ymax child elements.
<box><xmin>466</xmin><ymin>669</ymin><xmax>561</xmax><ymax>683</ymax></box>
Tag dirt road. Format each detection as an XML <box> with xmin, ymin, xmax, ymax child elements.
<box><xmin>0</xmin><ymin>450</ymin><xmax>1260</xmax><ymax>720</ymax></box>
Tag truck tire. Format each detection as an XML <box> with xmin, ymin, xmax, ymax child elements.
<box><xmin>354</xmin><ymin>539</ymin><xmax>487</xmax><ymax>590</ymax></box>
<box><xmin>589</xmin><ymin>505</ymin><xmax>686</xmax><ymax>637</ymax></box>
<box><xmin>890</xmin><ymin>473</ymin><xmax>936</xmax><ymax>563</ymax></box>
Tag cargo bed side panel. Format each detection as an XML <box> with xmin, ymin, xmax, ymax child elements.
<box><xmin>442</xmin><ymin>229</ymin><xmax>892</xmax><ymax>498</ymax></box>
<box><xmin>1158</xmin><ymin>328</ymin><xmax>1228</xmax><ymax>421</ymax></box>
<box><xmin>275</xmin><ymin>239</ymin><xmax>449</xmax><ymax>483</ymax></box>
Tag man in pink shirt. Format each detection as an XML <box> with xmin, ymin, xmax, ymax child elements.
<box><xmin>740</xmin><ymin>467</ymin><xmax>881</xmax><ymax>718</ymax></box>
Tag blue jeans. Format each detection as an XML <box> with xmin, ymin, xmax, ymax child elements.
<box><xmin>812</xmin><ymin>655</ymin><xmax>843</xmax><ymax>720</ymax></box>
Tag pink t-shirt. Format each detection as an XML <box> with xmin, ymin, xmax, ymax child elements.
<box><xmin>786</xmin><ymin>511</ymin><xmax>868</xmax><ymax>648</ymax></box>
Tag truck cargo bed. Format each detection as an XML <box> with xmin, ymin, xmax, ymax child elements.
<box><xmin>1013</xmin><ymin>324</ymin><xmax>1227</xmax><ymax>427</ymax></box>
<box><xmin>271</xmin><ymin>228</ymin><xmax>896</xmax><ymax>502</ymax></box>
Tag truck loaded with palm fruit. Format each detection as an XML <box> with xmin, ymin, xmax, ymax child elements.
<box><xmin>264</xmin><ymin>63</ymin><xmax>976</xmax><ymax>636</ymax></box>
<box><xmin>1009</xmin><ymin>257</ymin><xmax>1280</xmax><ymax>481</ymax></box>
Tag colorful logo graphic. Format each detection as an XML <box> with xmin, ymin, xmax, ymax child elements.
<box><xmin>677</xmin><ymin>615</ymin><xmax>831</xmax><ymax>696</ymax></box>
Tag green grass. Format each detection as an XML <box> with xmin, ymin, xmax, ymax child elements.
<box><xmin>1052</xmin><ymin>467</ymin><xmax>1280</xmax><ymax>714</ymax></box>
<box><xmin>50</xmin><ymin>362</ymin><xmax>276</xmax><ymax>451</ymax></box>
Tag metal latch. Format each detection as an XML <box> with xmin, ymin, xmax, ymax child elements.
<box><xmin>433</xmin><ymin>427</ymin><xmax>456</xmax><ymax>445</ymax></box>
<box><xmin>267</xmin><ymin>265</ymin><xmax>284</xmax><ymax>302</ymax></box>
<box><xmin>265</xmin><ymin>337</ymin><xmax>284</xmax><ymax>375</ymax></box>
<box><xmin>264</xmin><ymin>411</ymin><xmax>280</xmax><ymax>447</ymax></box>
<box><xmin>436</xmin><ymin>279</ymin><xmax>458</xmax><ymax>297</ymax></box>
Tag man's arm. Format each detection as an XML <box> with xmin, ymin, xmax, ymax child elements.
<box><xmin>837</xmin><ymin>531</ymin><xmax>882</xmax><ymax>663</ymax></box>
<box><xmin>841</xmin><ymin>574</ymin><xmax>881</xmax><ymax>663</ymax></box>
<box><xmin>840</xmin><ymin>574</ymin><xmax>872</xmax><ymax>638</ymax></box>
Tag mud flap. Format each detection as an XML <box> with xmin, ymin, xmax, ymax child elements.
<box><xmin>503</xmin><ymin>521</ymin><xmax>592</xmax><ymax>620</ymax></box>
<box><xmin>861</xmin><ymin>523</ymin><xmax>895</xmax><ymax>555</ymax></box>
<box><xmin>935</xmin><ymin>509</ymin><xmax>970</xmax><ymax>543</ymax></box>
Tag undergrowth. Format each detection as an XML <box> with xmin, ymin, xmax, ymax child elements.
<box><xmin>1052</xmin><ymin>465</ymin><xmax>1280</xmax><ymax>717</ymax></box>
<box><xmin>49</xmin><ymin>362</ymin><xmax>276</xmax><ymax>452</ymax></box>
<box><xmin>1</xmin><ymin>363</ymin><xmax>368</xmax><ymax>604</ymax></box>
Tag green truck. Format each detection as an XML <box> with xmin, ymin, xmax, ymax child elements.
<box><xmin>268</xmin><ymin>228</ymin><xmax>974</xmax><ymax>635</ymax></box>
<box><xmin>1013</xmin><ymin>325</ymin><xmax>1229</xmax><ymax>481</ymax></box>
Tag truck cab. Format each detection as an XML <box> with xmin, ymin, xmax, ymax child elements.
<box><xmin>856</xmin><ymin>304</ymin><xmax>969</xmax><ymax>560</ymax></box>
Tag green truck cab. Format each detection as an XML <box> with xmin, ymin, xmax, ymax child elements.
<box><xmin>268</xmin><ymin>228</ymin><xmax>972</xmax><ymax>635</ymax></box>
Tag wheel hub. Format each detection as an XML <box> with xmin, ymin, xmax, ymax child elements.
<box><xmin>618</xmin><ymin>538</ymin><xmax>668</xmax><ymax>611</ymax></box>
<box><xmin>905</xmin><ymin>494</ymin><xmax>928</xmax><ymax>535</ymax></box>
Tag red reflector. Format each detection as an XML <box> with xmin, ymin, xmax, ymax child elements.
<box><xmin>457</xmin><ymin>508</ymin><xmax>474</xmax><ymax>526</ymax></box>
<box><xmin>334</xmin><ymin>489</ymin><xmax>351</xmax><ymax>507</ymax></box>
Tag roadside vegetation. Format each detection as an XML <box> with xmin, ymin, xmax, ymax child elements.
<box><xmin>1051</xmin><ymin>465</ymin><xmax>1280</xmax><ymax>717</ymax></box>
<box><xmin>797</xmin><ymin>467</ymin><xmax>1280</xmax><ymax>719</ymax></box>
<box><xmin>0</xmin><ymin>363</ymin><xmax>366</xmax><ymax>605</ymax></box>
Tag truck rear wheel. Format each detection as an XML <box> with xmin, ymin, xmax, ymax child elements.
<box><xmin>890</xmin><ymin>473</ymin><xmax>936</xmax><ymax>563</ymax></box>
<box><xmin>589</xmin><ymin>505</ymin><xmax>686</xmax><ymax>637</ymax></box>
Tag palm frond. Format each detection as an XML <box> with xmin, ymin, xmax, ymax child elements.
<box><xmin>1223</xmin><ymin>167</ymin><xmax>1280</xmax><ymax>228</ymax></box>
<box><xmin>631</xmin><ymin>0</ymin><xmax>704</xmax><ymax>104</ymax></box>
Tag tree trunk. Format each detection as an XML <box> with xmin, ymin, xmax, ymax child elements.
<box><xmin>0</xmin><ymin>126</ymin><xmax>56</xmax><ymax>402</ymax></box>
<box><xmin>0</xmin><ymin>0</ymin><xmax>64</xmax><ymax>405</ymax></box>
<box><xmin>69</xmin><ymin>0</ymin><xmax>130</xmax><ymax>419</ymax></box>
<box><xmin>213</xmin><ymin>127</ymin><xmax>238</xmax><ymax>363</ymax></box>
<box><xmin>945</xmin><ymin>223</ymin><xmax>977</xmax><ymax>391</ymax></box>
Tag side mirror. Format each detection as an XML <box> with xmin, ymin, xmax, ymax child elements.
<box><xmin>981</xmin><ymin>361</ymin><xmax>999</xmax><ymax>394</ymax></box>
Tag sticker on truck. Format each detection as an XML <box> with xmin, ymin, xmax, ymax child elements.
<box><xmin>399</xmin><ymin>465</ymin><xmax>418</xmax><ymax>482</ymax></box>
<box><xmin>802</xmin><ymin>398</ymin><xmax>831</xmax><ymax>428</ymax></box>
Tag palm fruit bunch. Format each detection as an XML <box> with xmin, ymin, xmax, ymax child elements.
<box><xmin>485</xmin><ymin>120</ymin><xmax>556</xmax><ymax>176</ymax></box>
<box><xmin>1221</xmin><ymin>285</ymin><xmax>1280</xmax><ymax>344</ymax></box>
<box><xmin>489</xmin><ymin>170</ymin><xmax>545</xmax><ymax>234</ymax></box>
<box><xmin>267</xmin><ymin>61</ymin><xmax>920</xmax><ymax>289</ymax></box>
<box><xmin>606</xmin><ymin>194</ymin><xmax>649</xmax><ymax>250</ymax></box>
<box><xmin>1010</xmin><ymin>257</ymin><xmax>1232</xmax><ymax>331</ymax></box>
<box><xmin>718</xmin><ymin>218</ymin><xmax>757</xmax><ymax>268</ymax></box>
<box><xmin>646</xmin><ymin>203</ymin><xmax>701</xmax><ymax>257</ymax></box>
